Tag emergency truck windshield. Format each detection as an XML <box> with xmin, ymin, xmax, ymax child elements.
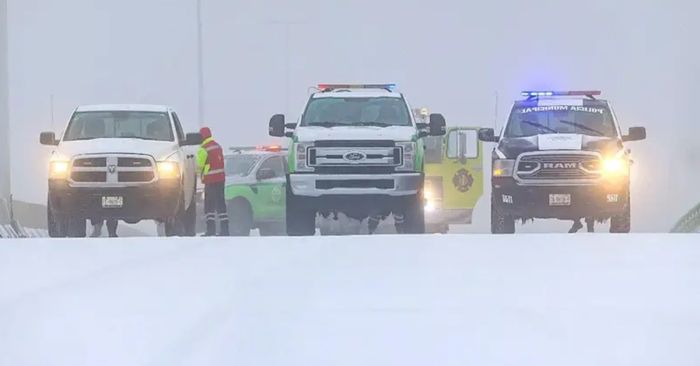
<box><xmin>301</xmin><ymin>97</ymin><xmax>411</xmax><ymax>127</ymax></box>
<box><xmin>63</xmin><ymin>111</ymin><xmax>173</xmax><ymax>142</ymax></box>
<box><xmin>225</xmin><ymin>155</ymin><xmax>260</xmax><ymax>177</ymax></box>
<box><xmin>504</xmin><ymin>105</ymin><xmax>617</xmax><ymax>138</ymax></box>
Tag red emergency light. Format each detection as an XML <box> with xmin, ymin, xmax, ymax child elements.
<box><xmin>256</xmin><ymin>145</ymin><xmax>282</xmax><ymax>152</ymax></box>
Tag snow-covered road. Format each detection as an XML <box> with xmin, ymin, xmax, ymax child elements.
<box><xmin>1</xmin><ymin>234</ymin><xmax>699</xmax><ymax>366</ymax></box>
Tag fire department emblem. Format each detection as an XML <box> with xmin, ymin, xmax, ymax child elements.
<box><xmin>453</xmin><ymin>169</ymin><xmax>474</xmax><ymax>193</ymax></box>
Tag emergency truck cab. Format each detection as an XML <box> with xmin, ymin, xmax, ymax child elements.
<box><xmin>479</xmin><ymin>91</ymin><xmax>646</xmax><ymax>233</ymax></box>
<box><xmin>269</xmin><ymin>84</ymin><xmax>446</xmax><ymax>236</ymax></box>
<box><xmin>222</xmin><ymin>145</ymin><xmax>288</xmax><ymax>236</ymax></box>
<box><xmin>40</xmin><ymin>104</ymin><xmax>202</xmax><ymax>237</ymax></box>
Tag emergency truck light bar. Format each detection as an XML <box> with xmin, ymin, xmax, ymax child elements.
<box><xmin>318</xmin><ymin>83</ymin><xmax>396</xmax><ymax>92</ymax></box>
<box><xmin>229</xmin><ymin>145</ymin><xmax>285</xmax><ymax>152</ymax></box>
<box><xmin>521</xmin><ymin>90</ymin><xmax>602</xmax><ymax>97</ymax></box>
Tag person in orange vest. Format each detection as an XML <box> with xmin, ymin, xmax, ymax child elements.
<box><xmin>197</xmin><ymin>127</ymin><xmax>229</xmax><ymax>236</ymax></box>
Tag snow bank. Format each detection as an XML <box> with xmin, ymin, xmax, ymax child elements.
<box><xmin>1</xmin><ymin>234</ymin><xmax>699</xmax><ymax>366</ymax></box>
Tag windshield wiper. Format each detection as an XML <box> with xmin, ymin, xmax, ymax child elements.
<box><xmin>356</xmin><ymin>121</ymin><xmax>392</xmax><ymax>127</ymax></box>
<box><xmin>70</xmin><ymin>137</ymin><xmax>100</xmax><ymax>141</ymax></box>
<box><xmin>558</xmin><ymin>120</ymin><xmax>604</xmax><ymax>136</ymax></box>
<box><xmin>521</xmin><ymin>120</ymin><xmax>558</xmax><ymax>134</ymax></box>
<box><xmin>308</xmin><ymin>121</ymin><xmax>344</xmax><ymax>128</ymax></box>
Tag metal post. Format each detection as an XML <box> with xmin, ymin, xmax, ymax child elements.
<box><xmin>0</xmin><ymin>0</ymin><xmax>11</xmax><ymax>203</ymax></box>
<box><xmin>196</xmin><ymin>0</ymin><xmax>204</xmax><ymax>127</ymax></box>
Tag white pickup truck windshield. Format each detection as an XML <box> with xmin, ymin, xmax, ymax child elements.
<box><xmin>301</xmin><ymin>97</ymin><xmax>411</xmax><ymax>127</ymax></box>
<box><xmin>63</xmin><ymin>111</ymin><xmax>174</xmax><ymax>142</ymax></box>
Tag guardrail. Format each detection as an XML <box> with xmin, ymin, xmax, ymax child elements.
<box><xmin>671</xmin><ymin>202</ymin><xmax>700</xmax><ymax>233</ymax></box>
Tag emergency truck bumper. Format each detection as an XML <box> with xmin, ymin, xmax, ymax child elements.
<box><xmin>48</xmin><ymin>179</ymin><xmax>182</xmax><ymax>221</ymax></box>
<box><xmin>425</xmin><ymin>208</ymin><xmax>474</xmax><ymax>225</ymax></box>
<box><xmin>492</xmin><ymin>177</ymin><xmax>629</xmax><ymax>219</ymax></box>
<box><xmin>288</xmin><ymin>173</ymin><xmax>423</xmax><ymax>197</ymax></box>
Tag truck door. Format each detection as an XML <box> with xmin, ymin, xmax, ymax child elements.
<box><xmin>252</xmin><ymin>156</ymin><xmax>287</xmax><ymax>221</ymax></box>
<box><xmin>444</xmin><ymin>127</ymin><xmax>484</xmax><ymax>219</ymax></box>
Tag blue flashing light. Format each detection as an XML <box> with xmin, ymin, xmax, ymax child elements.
<box><xmin>521</xmin><ymin>90</ymin><xmax>602</xmax><ymax>98</ymax></box>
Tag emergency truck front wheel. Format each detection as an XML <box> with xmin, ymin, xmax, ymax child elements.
<box><xmin>286</xmin><ymin>185</ymin><xmax>316</xmax><ymax>236</ymax></box>
<box><xmin>164</xmin><ymin>194</ymin><xmax>187</xmax><ymax>237</ymax></box>
<box><xmin>610</xmin><ymin>195</ymin><xmax>631</xmax><ymax>233</ymax></box>
<box><xmin>491</xmin><ymin>195</ymin><xmax>515</xmax><ymax>234</ymax></box>
<box><xmin>399</xmin><ymin>192</ymin><xmax>426</xmax><ymax>234</ymax></box>
<box><xmin>228</xmin><ymin>199</ymin><xmax>252</xmax><ymax>236</ymax></box>
<box><xmin>47</xmin><ymin>200</ymin><xmax>68</xmax><ymax>238</ymax></box>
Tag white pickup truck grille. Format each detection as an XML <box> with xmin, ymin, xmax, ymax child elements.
<box><xmin>308</xmin><ymin>146</ymin><xmax>402</xmax><ymax>167</ymax></box>
<box><xmin>69</xmin><ymin>154</ymin><xmax>157</xmax><ymax>186</ymax></box>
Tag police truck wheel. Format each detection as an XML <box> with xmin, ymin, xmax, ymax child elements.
<box><xmin>164</xmin><ymin>195</ymin><xmax>186</xmax><ymax>237</ymax></box>
<box><xmin>286</xmin><ymin>186</ymin><xmax>315</xmax><ymax>236</ymax></box>
<box><xmin>610</xmin><ymin>195</ymin><xmax>631</xmax><ymax>233</ymax></box>
<box><xmin>401</xmin><ymin>192</ymin><xmax>426</xmax><ymax>234</ymax></box>
<box><xmin>228</xmin><ymin>199</ymin><xmax>252</xmax><ymax>237</ymax></box>
<box><xmin>491</xmin><ymin>195</ymin><xmax>515</xmax><ymax>234</ymax></box>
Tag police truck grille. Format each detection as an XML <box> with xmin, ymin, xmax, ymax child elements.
<box><xmin>516</xmin><ymin>153</ymin><xmax>601</xmax><ymax>181</ymax></box>
<box><xmin>308</xmin><ymin>141</ymin><xmax>401</xmax><ymax>168</ymax></box>
<box><xmin>69</xmin><ymin>154</ymin><xmax>157</xmax><ymax>186</ymax></box>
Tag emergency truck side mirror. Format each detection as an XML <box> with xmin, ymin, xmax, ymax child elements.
<box><xmin>40</xmin><ymin>131</ymin><xmax>59</xmax><ymax>146</ymax></box>
<box><xmin>182</xmin><ymin>133</ymin><xmax>203</xmax><ymax>146</ymax></box>
<box><xmin>256</xmin><ymin>168</ymin><xmax>276</xmax><ymax>180</ymax></box>
<box><xmin>428</xmin><ymin>114</ymin><xmax>446</xmax><ymax>136</ymax></box>
<box><xmin>269</xmin><ymin>114</ymin><xmax>286</xmax><ymax>137</ymax></box>
<box><xmin>622</xmin><ymin>127</ymin><xmax>646</xmax><ymax>142</ymax></box>
<box><xmin>478</xmin><ymin>128</ymin><xmax>499</xmax><ymax>142</ymax></box>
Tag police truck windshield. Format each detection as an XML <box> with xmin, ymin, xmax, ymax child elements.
<box><xmin>225</xmin><ymin>155</ymin><xmax>260</xmax><ymax>177</ymax></box>
<box><xmin>504</xmin><ymin>105</ymin><xmax>617</xmax><ymax>138</ymax></box>
<box><xmin>63</xmin><ymin>111</ymin><xmax>174</xmax><ymax>141</ymax></box>
<box><xmin>301</xmin><ymin>97</ymin><xmax>411</xmax><ymax>127</ymax></box>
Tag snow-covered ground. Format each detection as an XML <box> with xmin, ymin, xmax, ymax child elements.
<box><xmin>1</xmin><ymin>234</ymin><xmax>699</xmax><ymax>366</ymax></box>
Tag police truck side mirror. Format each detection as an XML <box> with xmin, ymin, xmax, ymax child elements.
<box><xmin>428</xmin><ymin>113</ymin><xmax>446</xmax><ymax>136</ymax></box>
<box><xmin>622</xmin><ymin>126</ymin><xmax>646</xmax><ymax>142</ymax></box>
<box><xmin>269</xmin><ymin>114</ymin><xmax>286</xmax><ymax>137</ymax></box>
<box><xmin>182</xmin><ymin>133</ymin><xmax>203</xmax><ymax>146</ymax></box>
<box><xmin>40</xmin><ymin>131</ymin><xmax>59</xmax><ymax>146</ymax></box>
<box><xmin>478</xmin><ymin>128</ymin><xmax>499</xmax><ymax>142</ymax></box>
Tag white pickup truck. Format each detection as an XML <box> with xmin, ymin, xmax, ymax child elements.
<box><xmin>40</xmin><ymin>104</ymin><xmax>201</xmax><ymax>237</ymax></box>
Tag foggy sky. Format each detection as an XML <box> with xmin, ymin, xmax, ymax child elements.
<box><xmin>6</xmin><ymin>0</ymin><xmax>700</xmax><ymax>232</ymax></box>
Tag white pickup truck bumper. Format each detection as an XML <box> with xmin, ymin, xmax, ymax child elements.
<box><xmin>289</xmin><ymin>173</ymin><xmax>423</xmax><ymax>197</ymax></box>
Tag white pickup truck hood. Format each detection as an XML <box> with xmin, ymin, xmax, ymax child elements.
<box><xmin>294</xmin><ymin>126</ymin><xmax>416</xmax><ymax>142</ymax></box>
<box><xmin>56</xmin><ymin>138</ymin><xmax>179</xmax><ymax>160</ymax></box>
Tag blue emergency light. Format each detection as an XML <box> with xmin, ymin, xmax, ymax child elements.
<box><xmin>521</xmin><ymin>90</ymin><xmax>602</xmax><ymax>98</ymax></box>
<box><xmin>318</xmin><ymin>83</ymin><xmax>397</xmax><ymax>92</ymax></box>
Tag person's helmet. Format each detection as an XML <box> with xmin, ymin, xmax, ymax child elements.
<box><xmin>200</xmin><ymin>127</ymin><xmax>212</xmax><ymax>139</ymax></box>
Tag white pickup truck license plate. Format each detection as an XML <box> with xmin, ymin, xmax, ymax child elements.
<box><xmin>101</xmin><ymin>196</ymin><xmax>124</xmax><ymax>208</ymax></box>
<box><xmin>549</xmin><ymin>194</ymin><xmax>571</xmax><ymax>206</ymax></box>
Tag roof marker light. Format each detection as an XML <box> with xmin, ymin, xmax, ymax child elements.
<box><xmin>318</xmin><ymin>83</ymin><xmax>397</xmax><ymax>92</ymax></box>
<box><xmin>521</xmin><ymin>90</ymin><xmax>601</xmax><ymax>98</ymax></box>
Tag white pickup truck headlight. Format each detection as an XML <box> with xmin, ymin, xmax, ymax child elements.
<box><xmin>396</xmin><ymin>142</ymin><xmax>416</xmax><ymax>171</ymax></box>
<box><xmin>49</xmin><ymin>161</ymin><xmax>70</xmax><ymax>179</ymax></box>
<box><xmin>492</xmin><ymin>159</ymin><xmax>515</xmax><ymax>177</ymax></box>
<box><xmin>157</xmin><ymin>161</ymin><xmax>181</xmax><ymax>179</ymax></box>
<box><xmin>294</xmin><ymin>142</ymin><xmax>314</xmax><ymax>172</ymax></box>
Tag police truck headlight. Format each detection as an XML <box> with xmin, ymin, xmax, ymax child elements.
<box><xmin>294</xmin><ymin>142</ymin><xmax>314</xmax><ymax>172</ymax></box>
<box><xmin>157</xmin><ymin>161</ymin><xmax>181</xmax><ymax>179</ymax></box>
<box><xmin>492</xmin><ymin>159</ymin><xmax>515</xmax><ymax>177</ymax></box>
<box><xmin>49</xmin><ymin>161</ymin><xmax>70</xmax><ymax>179</ymax></box>
<box><xmin>396</xmin><ymin>142</ymin><xmax>417</xmax><ymax>171</ymax></box>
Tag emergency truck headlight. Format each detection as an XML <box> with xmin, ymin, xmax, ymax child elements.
<box><xmin>602</xmin><ymin>158</ymin><xmax>628</xmax><ymax>177</ymax></box>
<box><xmin>492</xmin><ymin>159</ymin><xmax>515</xmax><ymax>177</ymax></box>
<box><xmin>294</xmin><ymin>142</ymin><xmax>314</xmax><ymax>172</ymax></box>
<box><xmin>49</xmin><ymin>161</ymin><xmax>70</xmax><ymax>179</ymax></box>
<box><xmin>157</xmin><ymin>161</ymin><xmax>181</xmax><ymax>179</ymax></box>
<box><xmin>396</xmin><ymin>142</ymin><xmax>417</xmax><ymax>171</ymax></box>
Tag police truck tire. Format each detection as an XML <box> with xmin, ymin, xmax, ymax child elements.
<box><xmin>164</xmin><ymin>194</ymin><xmax>186</xmax><ymax>237</ymax></box>
<box><xmin>47</xmin><ymin>201</ymin><xmax>67</xmax><ymax>238</ymax></box>
<box><xmin>228</xmin><ymin>199</ymin><xmax>252</xmax><ymax>237</ymax></box>
<box><xmin>491</xmin><ymin>195</ymin><xmax>515</xmax><ymax>234</ymax></box>
<box><xmin>286</xmin><ymin>185</ymin><xmax>315</xmax><ymax>236</ymax></box>
<box><xmin>610</xmin><ymin>195</ymin><xmax>631</xmax><ymax>233</ymax></box>
<box><xmin>402</xmin><ymin>192</ymin><xmax>426</xmax><ymax>234</ymax></box>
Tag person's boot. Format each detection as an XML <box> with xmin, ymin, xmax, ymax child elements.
<box><xmin>568</xmin><ymin>220</ymin><xmax>583</xmax><ymax>233</ymax></box>
<box><xmin>586</xmin><ymin>218</ymin><xmax>595</xmax><ymax>233</ymax></box>
<box><xmin>368</xmin><ymin>216</ymin><xmax>380</xmax><ymax>234</ymax></box>
<box><xmin>218</xmin><ymin>220</ymin><xmax>230</xmax><ymax>236</ymax></box>
<box><xmin>90</xmin><ymin>222</ymin><xmax>103</xmax><ymax>238</ymax></box>
<box><xmin>203</xmin><ymin>220</ymin><xmax>216</xmax><ymax>236</ymax></box>
<box><xmin>107</xmin><ymin>220</ymin><xmax>118</xmax><ymax>237</ymax></box>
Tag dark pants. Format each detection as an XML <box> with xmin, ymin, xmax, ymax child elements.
<box><xmin>90</xmin><ymin>219</ymin><xmax>118</xmax><ymax>237</ymax></box>
<box><xmin>204</xmin><ymin>182</ymin><xmax>229</xmax><ymax>236</ymax></box>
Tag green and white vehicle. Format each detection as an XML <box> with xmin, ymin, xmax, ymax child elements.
<box><xmin>222</xmin><ymin>146</ymin><xmax>288</xmax><ymax>236</ymax></box>
<box><xmin>269</xmin><ymin>83</ymin><xmax>446</xmax><ymax>236</ymax></box>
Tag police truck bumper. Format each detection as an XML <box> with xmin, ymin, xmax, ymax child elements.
<box><xmin>492</xmin><ymin>177</ymin><xmax>629</xmax><ymax>219</ymax></box>
<box><xmin>288</xmin><ymin>173</ymin><xmax>423</xmax><ymax>197</ymax></box>
<box><xmin>48</xmin><ymin>179</ymin><xmax>183</xmax><ymax>220</ymax></box>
